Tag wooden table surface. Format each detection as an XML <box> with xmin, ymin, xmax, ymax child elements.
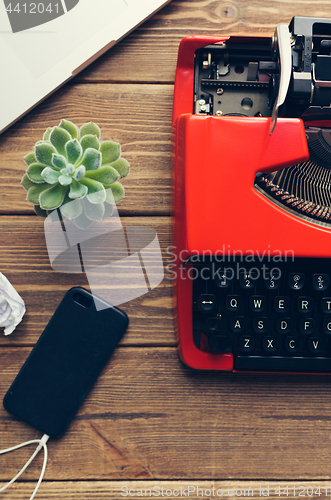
<box><xmin>1</xmin><ymin>1</ymin><xmax>331</xmax><ymax>498</ymax></box>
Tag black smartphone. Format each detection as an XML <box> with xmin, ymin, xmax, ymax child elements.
<box><xmin>3</xmin><ymin>287</ymin><xmax>128</xmax><ymax>437</ymax></box>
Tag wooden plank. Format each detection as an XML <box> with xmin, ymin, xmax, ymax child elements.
<box><xmin>0</xmin><ymin>216</ymin><xmax>173</xmax><ymax>346</ymax></box>
<box><xmin>76</xmin><ymin>0</ymin><xmax>331</xmax><ymax>84</ymax></box>
<box><xmin>1</xmin><ymin>347</ymin><xmax>331</xmax><ymax>480</ymax></box>
<box><xmin>1</xmin><ymin>481</ymin><xmax>330</xmax><ymax>500</ymax></box>
<box><xmin>0</xmin><ymin>84</ymin><xmax>173</xmax><ymax>216</ymax></box>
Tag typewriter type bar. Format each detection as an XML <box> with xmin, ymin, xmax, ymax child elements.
<box><xmin>172</xmin><ymin>17</ymin><xmax>331</xmax><ymax>373</ymax></box>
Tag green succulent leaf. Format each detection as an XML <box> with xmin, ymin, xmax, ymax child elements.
<box><xmin>79</xmin><ymin>148</ymin><xmax>102</xmax><ymax>171</ymax></box>
<box><xmin>39</xmin><ymin>184</ymin><xmax>68</xmax><ymax>210</ymax></box>
<box><xmin>80</xmin><ymin>122</ymin><xmax>101</xmax><ymax>139</ymax></box>
<box><xmin>66</xmin><ymin>164</ymin><xmax>75</xmax><ymax>175</ymax></box>
<box><xmin>51</xmin><ymin>154</ymin><xmax>67</xmax><ymax>171</ymax></box>
<box><xmin>109</xmin><ymin>158</ymin><xmax>130</xmax><ymax>179</ymax></box>
<box><xmin>105</xmin><ymin>188</ymin><xmax>114</xmax><ymax>204</ymax></box>
<box><xmin>61</xmin><ymin>197</ymin><xmax>82</xmax><ymax>219</ymax></box>
<box><xmin>41</xmin><ymin>167</ymin><xmax>61</xmax><ymax>184</ymax></box>
<box><xmin>35</xmin><ymin>143</ymin><xmax>57</xmax><ymax>167</ymax></box>
<box><xmin>75</xmin><ymin>210</ymin><xmax>93</xmax><ymax>229</ymax></box>
<box><xmin>73</xmin><ymin>165</ymin><xmax>86</xmax><ymax>181</ymax></box>
<box><xmin>24</xmin><ymin>151</ymin><xmax>37</xmax><ymax>166</ymax></box>
<box><xmin>106</xmin><ymin>181</ymin><xmax>125</xmax><ymax>203</ymax></box>
<box><xmin>26</xmin><ymin>184</ymin><xmax>50</xmax><ymax>205</ymax></box>
<box><xmin>43</xmin><ymin>127</ymin><xmax>53</xmax><ymax>141</ymax></box>
<box><xmin>49</xmin><ymin>126</ymin><xmax>72</xmax><ymax>157</ymax></box>
<box><xmin>100</xmin><ymin>140</ymin><xmax>121</xmax><ymax>164</ymax></box>
<box><xmin>69</xmin><ymin>179</ymin><xmax>88</xmax><ymax>200</ymax></box>
<box><xmin>85</xmin><ymin>166</ymin><xmax>119</xmax><ymax>186</ymax></box>
<box><xmin>80</xmin><ymin>134</ymin><xmax>100</xmax><ymax>152</ymax></box>
<box><xmin>21</xmin><ymin>174</ymin><xmax>37</xmax><ymax>191</ymax></box>
<box><xmin>73</xmin><ymin>211</ymin><xmax>94</xmax><ymax>230</ymax></box>
<box><xmin>34</xmin><ymin>205</ymin><xmax>48</xmax><ymax>217</ymax></box>
<box><xmin>82</xmin><ymin>198</ymin><xmax>105</xmax><ymax>222</ymax></box>
<box><xmin>58</xmin><ymin>173</ymin><xmax>73</xmax><ymax>186</ymax></box>
<box><xmin>104</xmin><ymin>202</ymin><xmax>114</xmax><ymax>217</ymax></box>
<box><xmin>59</xmin><ymin>119</ymin><xmax>78</xmax><ymax>140</ymax></box>
<box><xmin>26</xmin><ymin>163</ymin><xmax>47</xmax><ymax>184</ymax></box>
<box><xmin>80</xmin><ymin>177</ymin><xmax>106</xmax><ymax>204</ymax></box>
<box><xmin>65</xmin><ymin>139</ymin><xmax>82</xmax><ymax>165</ymax></box>
<box><xmin>23</xmin><ymin>120</ymin><xmax>128</xmax><ymax>220</ymax></box>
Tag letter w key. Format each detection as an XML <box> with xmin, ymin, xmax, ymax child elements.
<box><xmin>249</xmin><ymin>295</ymin><xmax>266</xmax><ymax>312</ymax></box>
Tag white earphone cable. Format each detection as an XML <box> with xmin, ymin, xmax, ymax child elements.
<box><xmin>0</xmin><ymin>434</ymin><xmax>49</xmax><ymax>500</ymax></box>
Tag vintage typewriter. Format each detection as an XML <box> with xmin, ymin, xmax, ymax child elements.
<box><xmin>171</xmin><ymin>16</ymin><xmax>331</xmax><ymax>372</ymax></box>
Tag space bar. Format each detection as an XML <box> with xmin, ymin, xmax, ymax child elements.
<box><xmin>236</xmin><ymin>356</ymin><xmax>331</xmax><ymax>372</ymax></box>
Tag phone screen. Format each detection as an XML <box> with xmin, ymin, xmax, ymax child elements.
<box><xmin>3</xmin><ymin>287</ymin><xmax>128</xmax><ymax>437</ymax></box>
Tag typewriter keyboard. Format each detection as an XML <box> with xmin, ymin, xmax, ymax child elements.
<box><xmin>192</xmin><ymin>257</ymin><xmax>331</xmax><ymax>372</ymax></box>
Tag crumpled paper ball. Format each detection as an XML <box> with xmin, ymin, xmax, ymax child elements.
<box><xmin>0</xmin><ymin>272</ymin><xmax>26</xmax><ymax>335</ymax></box>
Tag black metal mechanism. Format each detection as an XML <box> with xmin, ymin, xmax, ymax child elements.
<box><xmin>194</xmin><ymin>16</ymin><xmax>331</xmax><ymax>120</ymax></box>
<box><xmin>287</xmin><ymin>16</ymin><xmax>331</xmax><ymax>119</ymax></box>
<box><xmin>256</xmin><ymin>17</ymin><xmax>331</xmax><ymax>226</ymax></box>
<box><xmin>194</xmin><ymin>38</ymin><xmax>274</xmax><ymax>117</ymax></box>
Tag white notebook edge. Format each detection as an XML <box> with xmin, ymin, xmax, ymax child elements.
<box><xmin>0</xmin><ymin>0</ymin><xmax>171</xmax><ymax>134</ymax></box>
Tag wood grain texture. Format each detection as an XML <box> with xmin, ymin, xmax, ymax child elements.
<box><xmin>1</xmin><ymin>348</ymin><xmax>331</xmax><ymax>481</ymax></box>
<box><xmin>0</xmin><ymin>216</ymin><xmax>173</xmax><ymax>346</ymax></box>
<box><xmin>1</xmin><ymin>481</ymin><xmax>330</xmax><ymax>500</ymax></box>
<box><xmin>2</xmin><ymin>0</ymin><xmax>331</xmax><ymax>494</ymax></box>
<box><xmin>76</xmin><ymin>0</ymin><xmax>331</xmax><ymax>84</ymax></box>
<box><xmin>0</xmin><ymin>84</ymin><xmax>173</xmax><ymax>216</ymax></box>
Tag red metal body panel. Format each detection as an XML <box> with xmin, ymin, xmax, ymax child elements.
<box><xmin>171</xmin><ymin>35</ymin><xmax>331</xmax><ymax>371</ymax></box>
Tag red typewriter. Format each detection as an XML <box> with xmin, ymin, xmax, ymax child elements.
<box><xmin>172</xmin><ymin>16</ymin><xmax>331</xmax><ymax>373</ymax></box>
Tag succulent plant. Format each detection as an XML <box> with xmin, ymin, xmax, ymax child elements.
<box><xmin>21</xmin><ymin>120</ymin><xmax>130</xmax><ymax>228</ymax></box>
